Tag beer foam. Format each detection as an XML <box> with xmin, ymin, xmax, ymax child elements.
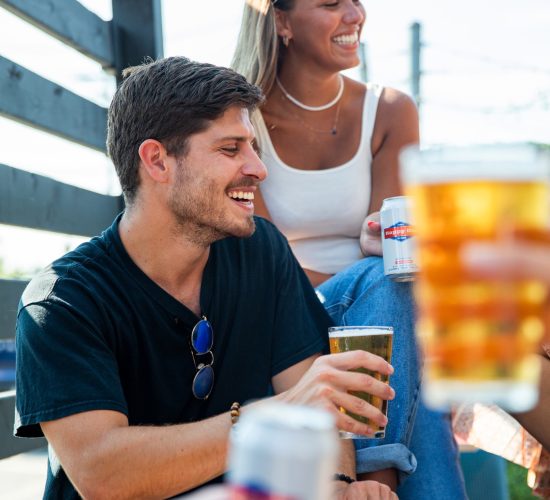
<box><xmin>400</xmin><ymin>144</ymin><xmax>550</xmax><ymax>185</ymax></box>
<box><xmin>328</xmin><ymin>327</ymin><xmax>393</xmax><ymax>338</ymax></box>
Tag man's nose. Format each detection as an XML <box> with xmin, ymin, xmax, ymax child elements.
<box><xmin>243</xmin><ymin>147</ymin><xmax>268</xmax><ymax>182</ymax></box>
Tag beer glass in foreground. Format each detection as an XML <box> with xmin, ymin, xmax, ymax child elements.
<box><xmin>328</xmin><ymin>326</ymin><xmax>393</xmax><ymax>439</ymax></box>
<box><xmin>400</xmin><ymin>144</ymin><xmax>550</xmax><ymax>412</ymax></box>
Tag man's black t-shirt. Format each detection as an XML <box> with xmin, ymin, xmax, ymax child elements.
<box><xmin>15</xmin><ymin>215</ymin><xmax>331</xmax><ymax>499</ymax></box>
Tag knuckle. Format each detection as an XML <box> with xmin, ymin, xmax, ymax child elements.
<box><xmin>362</xmin><ymin>374</ymin><xmax>374</xmax><ymax>389</ymax></box>
<box><xmin>316</xmin><ymin>367</ymin><xmax>335</xmax><ymax>384</ymax></box>
<box><xmin>312</xmin><ymin>355</ymin><xmax>327</xmax><ymax>368</ymax></box>
<box><xmin>352</xmin><ymin>396</ymin><xmax>367</xmax><ymax>414</ymax></box>
<box><xmin>316</xmin><ymin>383</ymin><xmax>334</xmax><ymax>399</ymax></box>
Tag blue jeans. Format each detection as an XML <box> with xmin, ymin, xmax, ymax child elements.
<box><xmin>317</xmin><ymin>257</ymin><xmax>467</xmax><ymax>499</ymax></box>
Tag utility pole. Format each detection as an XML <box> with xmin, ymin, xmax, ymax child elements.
<box><xmin>359</xmin><ymin>41</ymin><xmax>368</xmax><ymax>83</ymax></box>
<box><xmin>411</xmin><ymin>22</ymin><xmax>422</xmax><ymax>110</ymax></box>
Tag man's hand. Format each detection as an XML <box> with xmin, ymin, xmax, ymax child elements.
<box><xmin>277</xmin><ymin>351</ymin><xmax>395</xmax><ymax>437</ymax></box>
<box><xmin>360</xmin><ymin>212</ymin><xmax>382</xmax><ymax>257</ymax></box>
<box><xmin>334</xmin><ymin>480</ymin><xmax>398</xmax><ymax>499</ymax></box>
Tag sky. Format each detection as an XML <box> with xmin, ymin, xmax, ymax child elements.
<box><xmin>0</xmin><ymin>0</ymin><xmax>549</xmax><ymax>275</ymax></box>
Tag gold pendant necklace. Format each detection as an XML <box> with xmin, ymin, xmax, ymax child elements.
<box><xmin>279</xmin><ymin>94</ymin><xmax>342</xmax><ymax>136</ymax></box>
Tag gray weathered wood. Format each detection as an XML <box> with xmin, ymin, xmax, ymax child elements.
<box><xmin>0</xmin><ymin>164</ymin><xmax>123</xmax><ymax>236</ymax></box>
<box><xmin>0</xmin><ymin>0</ymin><xmax>164</xmax><ymax>463</ymax></box>
<box><xmin>0</xmin><ymin>0</ymin><xmax>115</xmax><ymax>68</ymax></box>
<box><xmin>112</xmin><ymin>0</ymin><xmax>163</xmax><ymax>79</ymax></box>
<box><xmin>0</xmin><ymin>391</ymin><xmax>47</xmax><ymax>460</ymax></box>
<box><xmin>0</xmin><ymin>280</ymin><xmax>27</xmax><ymax>341</ymax></box>
<box><xmin>0</xmin><ymin>56</ymin><xmax>108</xmax><ymax>151</ymax></box>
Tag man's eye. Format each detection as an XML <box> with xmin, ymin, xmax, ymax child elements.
<box><xmin>251</xmin><ymin>141</ymin><xmax>262</xmax><ymax>156</ymax></box>
<box><xmin>324</xmin><ymin>1</ymin><xmax>339</xmax><ymax>7</ymax></box>
<box><xmin>221</xmin><ymin>147</ymin><xmax>238</xmax><ymax>155</ymax></box>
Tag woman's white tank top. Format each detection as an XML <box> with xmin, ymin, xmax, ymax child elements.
<box><xmin>254</xmin><ymin>83</ymin><xmax>383</xmax><ymax>274</ymax></box>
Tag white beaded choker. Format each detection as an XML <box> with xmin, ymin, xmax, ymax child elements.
<box><xmin>276</xmin><ymin>75</ymin><xmax>344</xmax><ymax>112</ymax></box>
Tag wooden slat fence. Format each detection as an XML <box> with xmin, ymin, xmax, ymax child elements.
<box><xmin>0</xmin><ymin>0</ymin><xmax>163</xmax><ymax>460</ymax></box>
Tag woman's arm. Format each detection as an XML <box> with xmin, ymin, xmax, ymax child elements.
<box><xmin>360</xmin><ymin>89</ymin><xmax>419</xmax><ymax>257</ymax></box>
<box><xmin>368</xmin><ymin>88</ymin><xmax>419</xmax><ymax>214</ymax></box>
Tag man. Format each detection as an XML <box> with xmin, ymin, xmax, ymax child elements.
<box><xmin>15</xmin><ymin>57</ymin><xmax>396</xmax><ymax>499</ymax></box>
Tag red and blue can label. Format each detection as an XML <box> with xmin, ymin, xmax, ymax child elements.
<box><xmin>380</xmin><ymin>197</ymin><xmax>418</xmax><ymax>282</ymax></box>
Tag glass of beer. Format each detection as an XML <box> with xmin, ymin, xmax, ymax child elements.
<box><xmin>400</xmin><ymin>144</ymin><xmax>550</xmax><ymax>412</ymax></box>
<box><xmin>328</xmin><ymin>326</ymin><xmax>393</xmax><ymax>439</ymax></box>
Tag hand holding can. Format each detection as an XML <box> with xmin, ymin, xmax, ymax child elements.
<box><xmin>380</xmin><ymin>196</ymin><xmax>419</xmax><ymax>282</ymax></box>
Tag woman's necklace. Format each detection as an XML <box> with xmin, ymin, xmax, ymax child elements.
<box><xmin>281</xmin><ymin>97</ymin><xmax>342</xmax><ymax>136</ymax></box>
<box><xmin>275</xmin><ymin>75</ymin><xmax>344</xmax><ymax>112</ymax></box>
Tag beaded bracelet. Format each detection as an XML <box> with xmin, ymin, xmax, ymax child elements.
<box><xmin>333</xmin><ymin>473</ymin><xmax>356</xmax><ymax>484</ymax></box>
<box><xmin>230</xmin><ymin>402</ymin><xmax>241</xmax><ymax>425</ymax></box>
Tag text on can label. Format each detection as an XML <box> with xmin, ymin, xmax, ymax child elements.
<box><xmin>384</xmin><ymin>222</ymin><xmax>414</xmax><ymax>241</ymax></box>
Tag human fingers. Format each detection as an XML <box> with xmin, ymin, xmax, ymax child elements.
<box><xmin>331</xmin><ymin>389</ymin><xmax>389</xmax><ymax>428</ymax></box>
<box><xmin>360</xmin><ymin>212</ymin><xmax>383</xmax><ymax>257</ymax></box>
<box><xmin>345</xmin><ymin>480</ymin><xmax>396</xmax><ymax>500</ymax></box>
<box><xmin>329</xmin><ymin>368</ymin><xmax>395</xmax><ymax>401</ymax></box>
<box><xmin>463</xmin><ymin>241</ymin><xmax>550</xmax><ymax>345</ymax></box>
<box><xmin>462</xmin><ymin>242</ymin><xmax>550</xmax><ymax>283</ymax></box>
<box><xmin>326</xmin><ymin>402</ymin><xmax>373</xmax><ymax>437</ymax></box>
<box><xmin>366</xmin><ymin>220</ymin><xmax>381</xmax><ymax>235</ymax></box>
<box><xmin>319</xmin><ymin>351</ymin><xmax>394</xmax><ymax>377</ymax></box>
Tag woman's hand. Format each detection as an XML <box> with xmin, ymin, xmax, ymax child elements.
<box><xmin>360</xmin><ymin>212</ymin><xmax>382</xmax><ymax>257</ymax></box>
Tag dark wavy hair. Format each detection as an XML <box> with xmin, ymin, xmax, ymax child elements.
<box><xmin>107</xmin><ymin>56</ymin><xmax>264</xmax><ymax>204</ymax></box>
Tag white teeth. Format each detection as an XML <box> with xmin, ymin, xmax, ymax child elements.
<box><xmin>333</xmin><ymin>32</ymin><xmax>358</xmax><ymax>45</ymax></box>
<box><xmin>228</xmin><ymin>191</ymin><xmax>255</xmax><ymax>201</ymax></box>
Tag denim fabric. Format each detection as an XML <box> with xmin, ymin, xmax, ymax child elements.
<box><xmin>317</xmin><ymin>257</ymin><xmax>467</xmax><ymax>498</ymax></box>
<box><xmin>398</xmin><ymin>403</ymin><xmax>467</xmax><ymax>499</ymax></box>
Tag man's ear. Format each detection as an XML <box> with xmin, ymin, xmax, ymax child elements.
<box><xmin>138</xmin><ymin>139</ymin><xmax>171</xmax><ymax>184</ymax></box>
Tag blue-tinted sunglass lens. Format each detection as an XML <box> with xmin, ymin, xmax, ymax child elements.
<box><xmin>192</xmin><ymin>365</ymin><xmax>214</xmax><ymax>399</ymax></box>
<box><xmin>191</xmin><ymin>319</ymin><xmax>213</xmax><ymax>354</ymax></box>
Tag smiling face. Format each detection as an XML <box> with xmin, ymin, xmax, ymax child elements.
<box><xmin>278</xmin><ymin>0</ymin><xmax>366</xmax><ymax>72</ymax></box>
<box><xmin>168</xmin><ymin>106</ymin><xmax>267</xmax><ymax>245</ymax></box>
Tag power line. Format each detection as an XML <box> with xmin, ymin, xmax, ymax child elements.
<box><xmin>423</xmin><ymin>92</ymin><xmax>550</xmax><ymax>114</ymax></box>
<box><xmin>424</xmin><ymin>43</ymin><xmax>550</xmax><ymax>76</ymax></box>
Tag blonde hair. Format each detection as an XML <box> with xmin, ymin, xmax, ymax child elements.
<box><xmin>231</xmin><ymin>0</ymin><xmax>294</xmax><ymax>95</ymax></box>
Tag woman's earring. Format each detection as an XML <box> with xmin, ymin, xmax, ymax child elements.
<box><xmin>282</xmin><ymin>35</ymin><xmax>289</xmax><ymax>47</ymax></box>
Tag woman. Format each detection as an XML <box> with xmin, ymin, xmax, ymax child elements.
<box><xmin>232</xmin><ymin>0</ymin><xmax>466</xmax><ymax>498</ymax></box>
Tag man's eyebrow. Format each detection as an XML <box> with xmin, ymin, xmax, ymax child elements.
<box><xmin>214</xmin><ymin>135</ymin><xmax>252</xmax><ymax>142</ymax></box>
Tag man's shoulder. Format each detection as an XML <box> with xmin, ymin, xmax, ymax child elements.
<box><xmin>20</xmin><ymin>235</ymin><xmax>112</xmax><ymax>308</ymax></box>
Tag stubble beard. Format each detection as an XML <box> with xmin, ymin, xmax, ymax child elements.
<box><xmin>168</xmin><ymin>161</ymin><xmax>256</xmax><ymax>247</ymax></box>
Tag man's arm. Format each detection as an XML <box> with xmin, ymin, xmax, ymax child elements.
<box><xmin>41</xmin><ymin>409</ymin><xmax>233</xmax><ymax>499</ymax></box>
<box><xmin>42</xmin><ymin>350</ymin><xmax>394</xmax><ymax>499</ymax></box>
<box><xmin>273</xmin><ymin>355</ymin><xmax>398</xmax><ymax>497</ymax></box>
<box><xmin>513</xmin><ymin>354</ymin><xmax>550</xmax><ymax>450</ymax></box>
<box><xmin>463</xmin><ymin>241</ymin><xmax>550</xmax><ymax>450</ymax></box>
<box><xmin>272</xmin><ymin>355</ymin><xmax>356</xmax><ymax>481</ymax></box>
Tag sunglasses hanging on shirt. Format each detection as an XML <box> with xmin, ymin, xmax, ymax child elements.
<box><xmin>189</xmin><ymin>317</ymin><xmax>214</xmax><ymax>400</ymax></box>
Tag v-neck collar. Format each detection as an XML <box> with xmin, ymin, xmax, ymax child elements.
<box><xmin>105</xmin><ymin>214</ymin><xmax>214</xmax><ymax>326</ymax></box>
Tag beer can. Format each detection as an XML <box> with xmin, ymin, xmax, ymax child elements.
<box><xmin>227</xmin><ymin>403</ymin><xmax>339</xmax><ymax>500</ymax></box>
<box><xmin>380</xmin><ymin>196</ymin><xmax>418</xmax><ymax>282</ymax></box>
